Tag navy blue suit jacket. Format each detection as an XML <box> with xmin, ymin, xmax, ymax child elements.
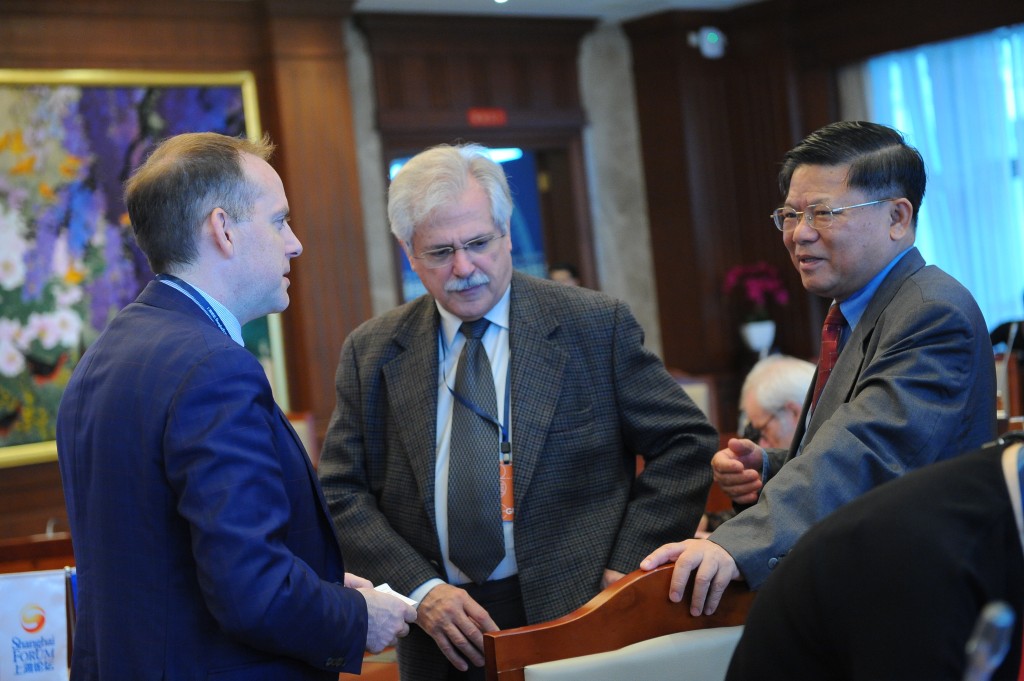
<box><xmin>57</xmin><ymin>281</ymin><xmax>367</xmax><ymax>680</ymax></box>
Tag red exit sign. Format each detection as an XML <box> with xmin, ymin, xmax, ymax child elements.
<box><xmin>466</xmin><ymin>107</ymin><xmax>508</xmax><ymax>127</ymax></box>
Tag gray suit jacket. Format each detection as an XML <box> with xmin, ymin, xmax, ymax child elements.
<box><xmin>712</xmin><ymin>247</ymin><xmax>996</xmax><ymax>588</ymax></box>
<box><xmin>318</xmin><ymin>272</ymin><xmax>715</xmax><ymax>622</ymax></box>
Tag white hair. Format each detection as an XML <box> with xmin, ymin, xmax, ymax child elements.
<box><xmin>387</xmin><ymin>143</ymin><xmax>513</xmax><ymax>245</ymax></box>
<box><xmin>741</xmin><ymin>355</ymin><xmax>816</xmax><ymax>414</ymax></box>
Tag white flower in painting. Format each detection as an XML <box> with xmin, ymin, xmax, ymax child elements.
<box><xmin>0</xmin><ymin>247</ymin><xmax>26</xmax><ymax>290</ymax></box>
<box><xmin>54</xmin><ymin>285</ymin><xmax>83</xmax><ymax>308</ymax></box>
<box><xmin>0</xmin><ymin>200</ymin><xmax>27</xmax><ymax>238</ymax></box>
<box><xmin>51</xmin><ymin>308</ymin><xmax>82</xmax><ymax>348</ymax></box>
<box><xmin>25</xmin><ymin>310</ymin><xmax>80</xmax><ymax>351</ymax></box>
<box><xmin>0</xmin><ymin>318</ymin><xmax>20</xmax><ymax>345</ymax></box>
<box><xmin>21</xmin><ymin>314</ymin><xmax>40</xmax><ymax>347</ymax></box>
<box><xmin>0</xmin><ymin>340</ymin><xmax>25</xmax><ymax>378</ymax></box>
<box><xmin>24</xmin><ymin>312</ymin><xmax>61</xmax><ymax>350</ymax></box>
<box><xmin>0</xmin><ymin>204</ymin><xmax>27</xmax><ymax>290</ymax></box>
<box><xmin>49</xmin><ymin>232</ymin><xmax>71</xmax><ymax>280</ymax></box>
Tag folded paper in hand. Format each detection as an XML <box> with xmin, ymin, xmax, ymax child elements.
<box><xmin>375</xmin><ymin>583</ymin><xmax>418</xmax><ymax>607</ymax></box>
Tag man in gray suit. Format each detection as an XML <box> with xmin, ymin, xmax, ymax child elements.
<box><xmin>318</xmin><ymin>143</ymin><xmax>716</xmax><ymax>680</ymax></box>
<box><xmin>642</xmin><ymin>121</ymin><xmax>996</xmax><ymax>614</ymax></box>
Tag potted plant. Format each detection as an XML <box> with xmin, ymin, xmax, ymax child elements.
<box><xmin>722</xmin><ymin>261</ymin><xmax>789</xmax><ymax>357</ymax></box>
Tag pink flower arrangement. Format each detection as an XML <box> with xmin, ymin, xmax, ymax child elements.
<box><xmin>722</xmin><ymin>261</ymin><xmax>789</xmax><ymax>322</ymax></box>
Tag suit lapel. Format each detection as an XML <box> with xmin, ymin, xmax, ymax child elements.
<box><xmin>382</xmin><ymin>299</ymin><xmax>442</xmax><ymax>528</ymax></box>
<box><xmin>805</xmin><ymin>248</ymin><xmax>926</xmax><ymax>438</ymax></box>
<box><xmin>507</xmin><ymin>274</ymin><xmax>566</xmax><ymax>501</ymax></box>
<box><xmin>277</xmin><ymin>408</ymin><xmax>342</xmax><ymax>552</ymax></box>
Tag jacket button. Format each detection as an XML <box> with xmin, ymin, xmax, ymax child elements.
<box><xmin>767</xmin><ymin>557</ymin><xmax>779</xmax><ymax>569</ymax></box>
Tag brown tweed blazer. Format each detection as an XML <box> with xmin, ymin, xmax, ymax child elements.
<box><xmin>318</xmin><ymin>272</ymin><xmax>716</xmax><ymax>675</ymax></box>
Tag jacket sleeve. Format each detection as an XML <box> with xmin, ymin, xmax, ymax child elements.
<box><xmin>317</xmin><ymin>330</ymin><xmax>446</xmax><ymax>597</ymax></box>
<box><xmin>605</xmin><ymin>300</ymin><xmax>718</xmax><ymax>572</ymax></box>
<box><xmin>165</xmin><ymin>347</ymin><xmax>368</xmax><ymax>674</ymax></box>
<box><xmin>712</xmin><ymin>278</ymin><xmax>995</xmax><ymax>588</ymax></box>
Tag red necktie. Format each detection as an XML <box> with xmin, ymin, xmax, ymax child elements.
<box><xmin>810</xmin><ymin>304</ymin><xmax>846</xmax><ymax>412</ymax></box>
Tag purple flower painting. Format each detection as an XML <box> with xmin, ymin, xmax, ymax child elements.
<box><xmin>0</xmin><ymin>72</ymin><xmax>255</xmax><ymax>451</ymax></box>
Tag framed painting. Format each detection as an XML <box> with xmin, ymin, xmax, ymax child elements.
<box><xmin>0</xmin><ymin>69</ymin><xmax>290</xmax><ymax>469</ymax></box>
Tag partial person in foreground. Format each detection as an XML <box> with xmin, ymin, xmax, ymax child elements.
<box><xmin>317</xmin><ymin>142</ymin><xmax>717</xmax><ymax>680</ymax></box>
<box><xmin>643</xmin><ymin>120</ymin><xmax>996</xmax><ymax>614</ymax></box>
<box><xmin>57</xmin><ymin>132</ymin><xmax>414</xmax><ymax>680</ymax></box>
<box><xmin>727</xmin><ymin>436</ymin><xmax>1024</xmax><ymax>681</ymax></box>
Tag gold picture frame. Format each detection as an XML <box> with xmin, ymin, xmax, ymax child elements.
<box><xmin>0</xmin><ymin>69</ymin><xmax>289</xmax><ymax>469</ymax></box>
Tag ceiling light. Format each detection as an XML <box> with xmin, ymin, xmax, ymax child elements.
<box><xmin>688</xmin><ymin>26</ymin><xmax>727</xmax><ymax>60</ymax></box>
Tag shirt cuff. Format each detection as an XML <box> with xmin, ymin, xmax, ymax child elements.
<box><xmin>408</xmin><ymin>578</ymin><xmax>446</xmax><ymax>607</ymax></box>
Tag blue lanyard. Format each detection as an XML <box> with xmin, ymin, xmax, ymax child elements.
<box><xmin>444</xmin><ymin>330</ymin><xmax>513</xmax><ymax>464</ymax></box>
<box><xmin>156</xmin><ymin>274</ymin><xmax>230</xmax><ymax>338</ymax></box>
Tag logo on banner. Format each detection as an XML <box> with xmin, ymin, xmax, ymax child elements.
<box><xmin>1</xmin><ymin>570</ymin><xmax>67</xmax><ymax>679</ymax></box>
<box><xmin>20</xmin><ymin>605</ymin><xmax>46</xmax><ymax>634</ymax></box>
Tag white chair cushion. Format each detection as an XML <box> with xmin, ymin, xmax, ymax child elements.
<box><xmin>524</xmin><ymin>625</ymin><xmax>744</xmax><ymax>681</ymax></box>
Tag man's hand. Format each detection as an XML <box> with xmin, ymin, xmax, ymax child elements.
<box><xmin>712</xmin><ymin>438</ymin><xmax>764</xmax><ymax>505</ymax></box>
<box><xmin>601</xmin><ymin>569</ymin><xmax>626</xmax><ymax>589</ymax></box>
<box><xmin>344</xmin><ymin>572</ymin><xmax>373</xmax><ymax>590</ymax></box>
<box><xmin>416</xmin><ymin>583</ymin><xmax>498</xmax><ymax>672</ymax></box>
<box><xmin>358</xmin><ymin>588</ymin><xmax>417</xmax><ymax>653</ymax></box>
<box><xmin>640</xmin><ymin>539</ymin><xmax>742</xmax><ymax>616</ymax></box>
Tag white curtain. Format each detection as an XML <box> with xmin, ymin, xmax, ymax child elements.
<box><xmin>853</xmin><ymin>24</ymin><xmax>1024</xmax><ymax>331</ymax></box>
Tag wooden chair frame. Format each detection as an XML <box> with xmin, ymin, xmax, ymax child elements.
<box><xmin>484</xmin><ymin>564</ymin><xmax>755</xmax><ymax>681</ymax></box>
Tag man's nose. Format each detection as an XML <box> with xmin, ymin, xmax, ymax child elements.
<box><xmin>450</xmin><ymin>246</ymin><xmax>474</xmax><ymax>275</ymax></box>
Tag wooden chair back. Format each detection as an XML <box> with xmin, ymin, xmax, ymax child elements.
<box><xmin>484</xmin><ymin>564</ymin><xmax>755</xmax><ymax>681</ymax></box>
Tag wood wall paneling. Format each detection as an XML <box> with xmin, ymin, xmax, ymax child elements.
<box><xmin>260</xmin><ymin>3</ymin><xmax>371</xmax><ymax>430</ymax></box>
<box><xmin>0</xmin><ymin>462</ymin><xmax>67</xmax><ymax>540</ymax></box>
<box><xmin>626</xmin><ymin>9</ymin><xmax>809</xmax><ymax>382</ymax></box>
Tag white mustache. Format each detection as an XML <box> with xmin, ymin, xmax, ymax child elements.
<box><xmin>445</xmin><ymin>271</ymin><xmax>490</xmax><ymax>292</ymax></box>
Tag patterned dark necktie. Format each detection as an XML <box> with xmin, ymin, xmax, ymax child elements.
<box><xmin>447</xmin><ymin>318</ymin><xmax>504</xmax><ymax>584</ymax></box>
<box><xmin>810</xmin><ymin>304</ymin><xmax>847</xmax><ymax>413</ymax></box>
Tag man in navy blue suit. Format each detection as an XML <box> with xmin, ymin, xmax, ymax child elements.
<box><xmin>56</xmin><ymin>132</ymin><xmax>415</xmax><ymax>680</ymax></box>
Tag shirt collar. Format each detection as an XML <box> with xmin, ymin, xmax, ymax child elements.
<box><xmin>158</xmin><ymin>277</ymin><xmax>245</xmax><ymax>346</ymax></box>
<box><xmin>436</xmin><ymin>282</ymin><xmax>512</xmax><ymax>348</ymax></box>
<box><xmin>836</xmin><ymin>247</ymin><xmax>913</xmax><ymax>331</ymax></box>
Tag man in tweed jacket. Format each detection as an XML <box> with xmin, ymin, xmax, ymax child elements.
<box><xmin>318</xmin><ymin>143</ymin><xmax>716</xmax><ymax>681</ymax></box>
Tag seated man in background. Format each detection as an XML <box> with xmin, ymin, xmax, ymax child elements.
<box><xmin>547</xmin><ymin>261</ymin><xmax>581</xmax><ymax>287</ymax></box>
<box><xmin>727</xmin><ymin>436</ymin><xmax>1024</xmax><ymax>680</ymax></box>
<box><xmin>644</xmin><ymin>120</ymin><xmax>996</xmax><ymax>614</ymax></box>
<box><xmin>698</xmin><ymin>355</ymin><xmax>814</xmax><ymax>536</ymax></box>
<box><xmin>738</xmin><ymin>354</ymin><xmax>815</xmax><ymax>451</ymax></box>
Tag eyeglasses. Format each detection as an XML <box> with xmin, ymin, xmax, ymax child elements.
<box><xmin>413</xmin><ymin>232</ymin><xmax>507</xmax><ymax>269</ymax></box>
<box><xmin>752</xmin><ymin>412</ymin><xmax>776</xmax><ymax>432</ymax></box>
<box><xmin>770</xmin><ymin>198</ymin><xmax>899</xmax><ymax>232</ymax></box>
<box><xmin>741</xmin><ymin>412</ymin><xmax>776</xmax><ymax>443</ymax></box>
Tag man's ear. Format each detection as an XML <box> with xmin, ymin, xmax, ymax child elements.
<box><xmin>208</xmin><ymin>207</ymin><xmax>234</xmax><ymax>257</ymax></box>
<box><xmin>888</xmin><ymin>198</ymin><xmax>914</xmax><ymax>241</ymax></box>
<box><xmin>399</xmin><ymin>237</ymin><xmax>417</xmax><ymax>270</ymax></box>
